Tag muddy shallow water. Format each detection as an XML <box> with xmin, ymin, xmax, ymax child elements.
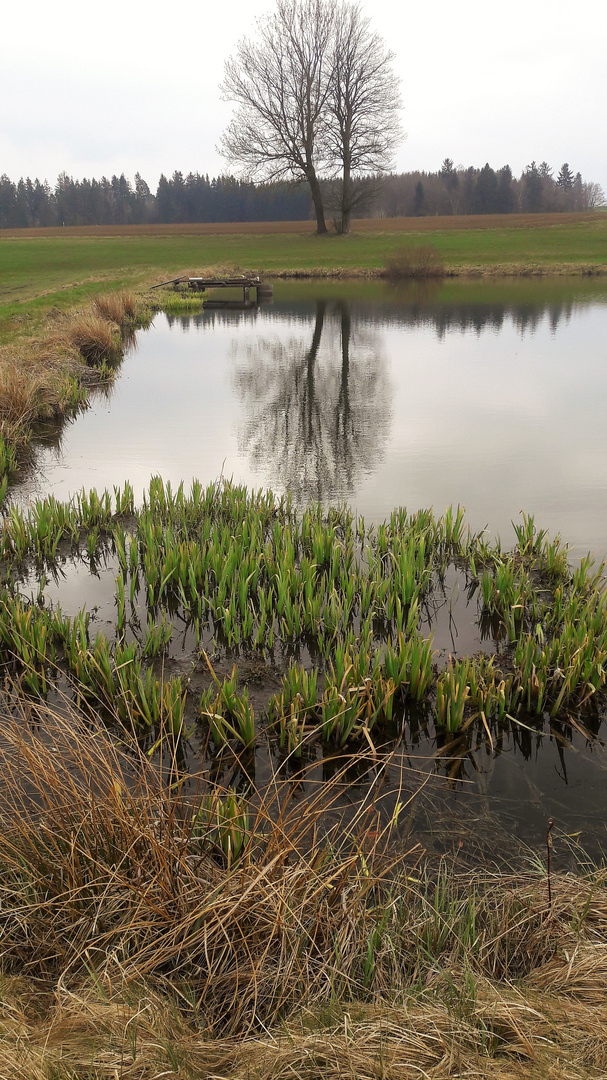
<box><xmin>11</xmin><ymin>276</ymin><xmax>607</xmax><ymax>863</ymax></box>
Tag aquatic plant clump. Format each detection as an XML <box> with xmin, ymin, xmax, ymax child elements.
<box><xmin>0</xmin><ymin>482</ymin><xmax>606</xmax><ymax>771</ymax></box>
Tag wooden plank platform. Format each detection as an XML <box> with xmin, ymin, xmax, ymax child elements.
<box><xmin>150</xmin><ymin>275</ymin><xmax>272</xmax><ymax>302</ymax></box>
<box><xmin>187</xmin><ymin>276</ymin><xmax>260</xmax><ymax>289</ymax></box>
<box><xmin>151</xmin><ymin>275</ymin><xmax>260</xmax><ymax>290</ymax></box>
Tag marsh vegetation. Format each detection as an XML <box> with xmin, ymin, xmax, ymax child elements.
<box><xmin>2</xmin><ymin>478</ymin><xmax>607</xmax><ymax>835</ymax></box>
<box><xmin>1</xmin><ymin>478</ymin><xmax>607</xmax><ymax>1076</ymax></box>
<box><xmin>2</xmin><ymin>278</ymin><xmax>607</xmax><ymax>1076</ymax></box>
<box><xmin>3</xmin><ymin>700</ymin><xmax>607</xmax><ymax>1079</ymax></box>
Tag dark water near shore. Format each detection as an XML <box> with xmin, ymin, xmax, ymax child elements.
<box><xmin>14</xmin><ymin>277</ymin><xmax>607</xmax><ymax>863</ymax></box>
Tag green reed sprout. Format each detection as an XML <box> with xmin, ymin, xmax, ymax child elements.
<box><xmin>436</xmin><ymin>659</ymin><xmax>471</xmax><ymax>732</ymax></box>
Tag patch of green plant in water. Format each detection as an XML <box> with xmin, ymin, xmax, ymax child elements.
<box><xmin>0</xmin><ymin>482</ymin><xmax>606</xmax><ymax>758</ymax></box>
<box><xmin>156</xmin><ymin>290</ymin><xmax>207</xmax><ymax>314</ymax></box>
<box><xmin>200</xmin><ymin>661</ymin><xmax>256</xmax><ymax>751</ymax></box>
<box><xmin>0</xmin><ymin>434</ymin><xmax>17</xmax><ymax>507</ymax></box>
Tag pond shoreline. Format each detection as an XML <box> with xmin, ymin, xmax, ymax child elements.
<box><xmin>1</xmin><ymin>276</ymin><xmax>607</xmax><ymax>1070</ymax></box>
<box><xmin>0</xmin><ymin>482</ymin><xmax>606</xmax><ymax>1074</ymax></box>
<box><xmin>270</xmin><ymin>262</ymin><xmax>607</xmax><ymax>278</ymax></box>
<box><xmin>2</xmin><ymin>264</ymin><xmax>607</xmax><ymax>475</ymax></box>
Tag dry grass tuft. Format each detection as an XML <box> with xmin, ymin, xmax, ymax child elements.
<box><xmin>0</xmin><ymin>345</ymin><xmax>80</xmax><ymax>445</ymax></box>
<box><xmin>68</xmin><ymin>313</ymin><xmax>119</xmax><ymax>365</ymax></box>
<box><xmin>0</xmin><ymin>699</ymin><xmax>418</xmax><ymax>1034</ymax></box>
<box><xmin>1</xmin><ymin>974</ymin><xmax>607</xmax><ymax>1078</ymax></box>
<box><xmin>0</xmin><ymin>362</ymin><xmax>53</xmax><ymax>439</ymax></box>
<box><xmin>0</xmin><ymin>288</ymin><xmax>149</xmax><ymax>471</ymax></box>
<box><xmin>93</xmin><ymin>291</ymin><xmax>138</xmax><ymax>324</ymax></box>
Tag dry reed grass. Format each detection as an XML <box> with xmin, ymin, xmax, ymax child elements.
<box><xmin>68</xmin><ymin>312</ymin><xmax>120</xmax><ymax>365</ymax></box>
<box><xmin>0</xmin><ymin>342</ymin><xmax>83</xmax><ymax>445</ymax></box>
<box><xmin>0</xmin><ymin>289</ymin><xmax>147</xmax><ymax>459</ymax></box>
<box><xmin>0</xmin><ymin>969</ymin><xmax>606</xmax><ymax>1078</ymax></box>
<box><xmin>0</xmin><ymin>697</ymin><xmax>418</xmax><ymax>1032</ymax></box>
<box><xmin>93</xmin><ymin>291</ymin><xmax>138</xmax><ymax>323</ymax></box>
<box><xmin>0</xmin><ymin>693</ymin><xmax>607</xmax><ymax>1075</ymax></box>
<box><xmin>0</xmin><ymin>359</ymin><xmax>54</xmax><ymax>439</ymax></box>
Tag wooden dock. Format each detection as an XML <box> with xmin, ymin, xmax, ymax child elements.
<box><xmin>151</xmin><ymin>275</ymin><xmax>273</xmax><ymax>302</ymax></box>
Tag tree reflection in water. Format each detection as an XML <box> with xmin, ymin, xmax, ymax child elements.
<box><xmin>232</xmin><ymin>300</ymin><xmax>392</xmax><ymax>502</ymax></box>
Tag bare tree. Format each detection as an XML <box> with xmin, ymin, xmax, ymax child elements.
<box><xmin>219</xmin><ymin>0</ymin><xmax>334</xmax><ymax>234</ymax></box>
<box><xmin>580</xmin><ymin>181</ymin><xmax>606</xmax><ymax>210</ymax></box>
<box><xmin>325</xmin><ymin>3</ymin><xmax>403</xmax><ymax>234</ymax></box>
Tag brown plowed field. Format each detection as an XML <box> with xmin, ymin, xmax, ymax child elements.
<box><xmin>2</xmin><ymin>211</ymin><xmax>603</xmax><ymax>239</ymax></box>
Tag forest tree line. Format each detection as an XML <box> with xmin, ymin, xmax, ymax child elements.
<box><xmin>0</xmin><ymin>161</ymin><xmax>604</xmax><ymax>229</ymax></box>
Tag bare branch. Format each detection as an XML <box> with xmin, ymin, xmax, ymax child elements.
<box><xmin>218</xmin><ymin>0</ymin><xmax>404</xmax><ymax>235</ymax></box>
<box><xmin>326</xmin><ymin>2</ymin><xmax>404</xmax><ymax>233</ymax></box>
<box><xmin>219</xmin><ymin>0</ymin><xmax>336</xmax><ymax>232</ymax></box>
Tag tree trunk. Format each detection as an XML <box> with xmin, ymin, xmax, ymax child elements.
<box><xmin>307</xmin><ymin>169</ymin><xmax>328</xmax><ymax>234</ymax></box>
<box><xmin>340</xmin><ymin>163</ymin><xmax>352</xmax><ymax>234</ymax></box>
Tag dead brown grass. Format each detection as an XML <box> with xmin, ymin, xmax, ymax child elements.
<box><xmin>0</xmin><ymin>701</ymin><xmax>418</xmax><ymax>1033</ymax></box>
<box><xmin>68</xmin><ymin>312</ymin><xmax>120</xmax><ymax>364</ymax></box>
<box><xmin>0</xmin><ymin>697</ymin><xmax>606</xmax><ymax>1076</ymax></box>
<box><xmin>0</xmin><ymin>342</ymin><xmax>82</xmax><ymax>444</ymax></box>
<box><xmin>0</xmin><ymin>970</ymin><xmax>606</xmax><ymax>1078</ymax></box>
<box><xmin>0</xmin><ymin>290</ymin><xmax>149</xmax><ymax>457</ymax></box>
<box><xmin>0</xmin><ymin>359</ymin><xmax>55</xmax><ymax>438</ymax></box>
<box><xmin>93</xmin><ymin>290</ymin><xmax>138</xmax><ymax>323</ymax></box>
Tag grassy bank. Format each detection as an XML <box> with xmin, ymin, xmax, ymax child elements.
<box><xmin>1</xmin><ymin>212</ymin><xmax>606</xmax><ymax>342</ymax></box>
<box><xmin>0</xmin><ymin>289</ymin><xmax>154</xmax><ymax>494</ymax></box>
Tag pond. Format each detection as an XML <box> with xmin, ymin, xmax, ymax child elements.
<box><xmin>11</xmin><ymin>276</ymin><xmax>607</xmax><ymax>864</ymax></box>
<box><xmin>24</xmin><ymin>276</ymin><xmax>607</xmax><ymax>561</ymax></box>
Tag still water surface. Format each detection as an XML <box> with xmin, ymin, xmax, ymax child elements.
<box><xmin>17</xmin><ymin>278</ymin><xmax>607</xmax><ymax>860</ymax></box>
<box><xmin>27</xmin><ymin>277</ymin><xmax>607</xmax><ymax>560</ymax></box>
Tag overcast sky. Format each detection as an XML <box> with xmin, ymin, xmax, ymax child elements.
<box><xmin>2</xmin><ymin>0</ymin><xmax>606</xmax><ymax>195</ymax></box>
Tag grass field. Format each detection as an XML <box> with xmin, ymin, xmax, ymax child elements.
<box><xmin>1</xmin><ymin>211</ymin><xmax>606</xmax><ymax>342</ymax></box>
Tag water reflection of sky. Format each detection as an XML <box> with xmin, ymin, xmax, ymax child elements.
<box><xmin>22</xmin><ymin>282</ymin><xmax>607</xmax><ymax>559</ymax></box>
